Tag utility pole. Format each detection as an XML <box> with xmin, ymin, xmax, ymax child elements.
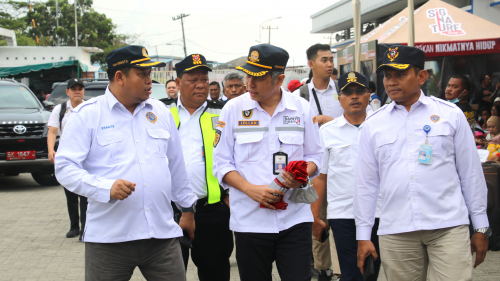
<box><xmin>324</xmin><ymin>33</ymin><xmax>335</xmax><ymax>46</ymax></box>
<box><xmin>74</xmin><ymin>0</ymin><xmax>78</xmax><ymax>47</ymax></box>
<box><xmin>172</xmin><ymin>14</ymin><xmax>189</xmax><ymax>57</ymax></box>
<box><xmin>408</xmin><ymin>0</ymin><xmax>415</xmax><ymax>46</ymax></box>
<box><xmin>352</xmin><ymin>0</ymin><xmax>361</xmax><ymax>72</ymax></box>
<box><xmin>262</xmin><ymin>26</ymin><xmax>278</xmax><ymax>44</ymax></box>
<box><xmin>55</xmin><ymin>0</ymin><xmax>60</xmax><ymax>46</ymax></box>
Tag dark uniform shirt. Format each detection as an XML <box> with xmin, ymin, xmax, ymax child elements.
<box><xmin>476</xmin><ymin>86</ymin><xmax>495</xmax><ymax>111</ymax></box>
<box><xmin>456</xmin><ymin>102</ymin><xmax>475</xmax><ymax>133</ymax></box>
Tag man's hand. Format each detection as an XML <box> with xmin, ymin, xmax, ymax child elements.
<box><xmin>223</xmin><ymin>194</ymin><xmax>229</xmax><ymax>207</ymax></box>
<box><xmin>48</xmin><ymin>150</ymin><xmax>56</xmax><ymax>164</ymax></box>
<box><xmin>471</xmin><ymin>232</ymin><xmax>489</xmax><ymax>268</ymax></box>
<box><xmin>110</xmin><ymin>179</ymin><xmax>136</xmax><ymax>200</ymax></box>
<box><xmin>243</xmin><ymin>184</ymin><xmax>284</xmax><ymax>210</ymax></box>
<box><xmin>484</xmin><ymin>90</ymin><xmax>493</xmax><ymax>96</ymax></box>
<box><xmin>317</xmin><ymin>115</ymin><xmax>334</xmax><ymax>126</ymax></box>
<box><xmin>312</xmin><ymin>218</ymin><xmax>328</xmax><ymax>241</ymax></box>
<box><xmin>357</xmin><ymin>240</ymin><xmax>378</xmax><ymax>275</ymax></box>
<box><xmin>496</xmin><ymin>82</ymin><xmax>500</xmax><ymax>91</ymax></box>
<box><xmin>179</xmin><ymin>212</ymin><xmax>195</xmax><ymax>241</ymax></box>
<box><xmin>281</xmin><ymin>171</ymin><xmax>303</xmax><ymax>189</ymax></box>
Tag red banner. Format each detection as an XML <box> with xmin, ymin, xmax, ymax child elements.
<box><xmin>403</xmin><ymin>38</ymin><xmax>500</xmax><ymax>57</ymax></box>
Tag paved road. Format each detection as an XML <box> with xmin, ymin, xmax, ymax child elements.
<box><xmin>0</xmin><ymin>174</ymin><xmax>499</xmax><ymax>280</ymax></box>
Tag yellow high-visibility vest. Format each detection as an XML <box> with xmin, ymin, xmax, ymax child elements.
<box><xmin>165</xmin><ymin>99</ymin><xmax>223</xmax><ymax>204</ymax></box>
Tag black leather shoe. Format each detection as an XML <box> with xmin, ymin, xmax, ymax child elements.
<box><xmin>318</xmin><ymin>269</ymin><xmax>333</xmax><ymax>281</ymax></box>
<box><xmin>66</xmin><ymin>229</ymin><xmax>79</xmax><ymax>238</ymax></box>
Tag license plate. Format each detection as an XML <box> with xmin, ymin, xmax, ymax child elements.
<box><xmin>6</xmin><ymin>151</ymin><xmax>36</xmax><ymax>160</ymax></box>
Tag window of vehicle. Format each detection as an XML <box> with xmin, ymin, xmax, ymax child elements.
<box><xmin>0</xmin><ymin>86</ymin><xmax>40</xmax><ymax>109</ymax></box>
<box><xmin>48</xmin><ymin>83</ymin><xmax>108</xmax><ymax>105</ymax></box>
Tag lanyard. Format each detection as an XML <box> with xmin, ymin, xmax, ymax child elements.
<box><xmin>423</xmin><ymin>125</ymin><xmax>431</xmax><ymax>144</ymax></box>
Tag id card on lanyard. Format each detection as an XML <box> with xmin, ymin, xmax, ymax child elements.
<box><xmin>273</xmin><ymin>140</ymin><xmax>288</xmax><ymax>175</ymax></box>
<box><xmin>418</xmin><ymin>125</ymin><xmax>433</xmax><ymax>165</ymax></box>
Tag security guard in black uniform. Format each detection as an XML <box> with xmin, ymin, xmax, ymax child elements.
<box><xmin>161</xmin><ymin>54</ymin><xmax>233</xmax><ymax>281</ymax></box>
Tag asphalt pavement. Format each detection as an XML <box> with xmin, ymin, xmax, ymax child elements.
<box><xmin>0</xmin><ymin>174</ymin><xmax>499</xmax><ymax>280</ymax></box>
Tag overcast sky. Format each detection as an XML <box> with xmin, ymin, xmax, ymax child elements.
<box><xmin>89</xmin><ymin>0</ymin><xmax>341</xmax><ymax>66</ymax></box>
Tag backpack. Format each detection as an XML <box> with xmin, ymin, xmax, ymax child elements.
<box><xmin>59</xmin><ymin>102</ymin><xmax>67</xmax><ymax>130</ymax></box>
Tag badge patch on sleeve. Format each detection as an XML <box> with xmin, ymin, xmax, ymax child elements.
<box><xmin>211</xmin><ymin>117</ymin><xmax>219</xmax><ymax>130</ymax></box>
<box><xmin>146</xmin><ymin>112</ymin><xmax>157</xmax><ymax>124</ymax></box>
<box><xmin>214</xmin><ymin>129</ymin><xmax>221</xmax><ymax>147</ymax></box>
<box><xmin>216</xmin><ymin>120</ymin><xmax>226</xmax><ymax>128</ymax></box>
<box><xmin>313</xmin><ymin>116</ymin><xmax>318</xmax><ymax>124</ymax></box>
<box><xmin>238</xmin><ymin>120</ymin><xmax>259</xmax><ymax>126</ymax></box>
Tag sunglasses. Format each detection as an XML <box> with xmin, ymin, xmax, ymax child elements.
<box><xmin>340</xmin><ymin>88</ymin><xmax>368</xmax><ymax>96</ymax></box>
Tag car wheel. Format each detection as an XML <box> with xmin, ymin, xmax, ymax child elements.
<box><xmin>4</xmin><ymin>172</ymin><xmax>20</xmax><ymax>176</ymax></box>
<box><xmin>31</xmin><ymin>170</ymin><xmax>60</xmax><ymax>186</ymax></box>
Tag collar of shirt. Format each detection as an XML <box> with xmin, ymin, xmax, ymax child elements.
<box><xmin>177</xmin><ymin>94</ymin><xmax>207</xmax><ymax>114</ymax></box>
<box><xmin>242</xmin><ymin>87</ymin><xmax>297</xmax><ymax>112</ymax></box>
<box><xmin>65</xmin><ymin>100</ymin><xmax>75</xmax><ymax>112</ymax></box>
<box><xmin>334</xmin><ymin>114</ymin><xmax>365</xmax><ymax>129</ymax></box>
<box><xmin>386</xmin><ymin>90</ymin><xmax>430</xmax><ymax>112</ymax></box>
<box><xmin>309</xmin><ymin>78</ymin><xmax>337</xmax><ymax>93</ymax></box>
<box><xmin>104</xmin><ymin>86</ymin><xmax>152</xmax><ymax>113</ymax></box>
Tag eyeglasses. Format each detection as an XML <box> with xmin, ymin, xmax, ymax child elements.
<box><xmin>186</xmin><ymin>79</ymin><xmax>209</xmax><ymax>84</ymax></box>
<box><xmin>340</xmin><ymin>88</ymin><xmax>368</xmax><ymax>96</ymax></box>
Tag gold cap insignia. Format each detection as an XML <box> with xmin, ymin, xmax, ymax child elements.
<box><xmin>142</xmin><ymin>47</ymin><xmax>149</xmax><ymax>58</ymax></box>
<box><xmin>249</xmin><ymin>50</ymin><xmax>259</xmax><ymax>62</ymax></box>
<box><xmin>193</xmin><ymin>54</ymin><xmax>202</xmax><ymax>65</ymax></box>
<box><xmin>387</xmin><ymin>47</ymin><xmax>399</xmax><ymax>62</ymax></box>
<box><xmin>347</xmin><ymin>72</ymin><xmax>357</xmax><ymax>83</ymax></box>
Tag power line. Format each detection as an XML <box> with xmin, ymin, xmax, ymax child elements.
<box><xmin>186</xmin><ymin>39</ymin><xmax>245</xmax><ymax>55</ymax></box>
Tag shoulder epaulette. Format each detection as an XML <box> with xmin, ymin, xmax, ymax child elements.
<box><xmin>320</xmin><ymin>119</ymin><xmax>337</xmax><ymax>131</ymax></box>
<box><xmin>430</xmin><ymin>96</ymin><xmax>456</xmax><ymax>108</ymax></box>
<box><xmin>159</xmin><ymin>97</ymin><xmax>177</xmax><ymax>106</ymax></box>
<box><xmin>207</xmin><ymin>100</ymin><xmax>225</xmax><ymax>109</ymax></box>
<box><xmin>73</xmin><ymin>97</ymin><xmax>98</xmax><ymax>112</ymax></box>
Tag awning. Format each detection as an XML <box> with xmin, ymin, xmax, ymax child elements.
<box><xmin>0</xmin><ymin>60</ymin><xmax>89</xmax><ymax>77</ymax></box>
<box><xmin>351</xmin><ymin>0</ymin><xmax>500</xmax><ymax>57</ymax></box>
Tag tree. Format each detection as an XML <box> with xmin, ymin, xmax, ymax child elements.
<box><xmin>0</xmin><ymin>0</ymin><xmax>138</xmax><ymax>68</ymax></box>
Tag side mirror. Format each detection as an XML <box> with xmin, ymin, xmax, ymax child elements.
<box><xmin>42</xmin><ymin>100</ymin><xmax>54</xmax><ymax>110</ymax></box>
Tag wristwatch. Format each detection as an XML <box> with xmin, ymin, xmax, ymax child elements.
<box><xmin>475</xmin><ymin>227</ymin><xmax>492</xmax><ymax>238</ymax></box>
<box><xmin>181</xmin><ymin>204</ymin><xmax>196</xmax><ymax>213</ymax></box>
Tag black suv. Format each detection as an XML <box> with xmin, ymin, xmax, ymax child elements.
<box><xmin>0</xmin><ymin>79</ymin><xmax>58</xmax><ymax>185</ymax></box>
<box><xmin>47</xmin><ymin>79</ymin><xmax>167</xmax><ymax>106</ymax></box>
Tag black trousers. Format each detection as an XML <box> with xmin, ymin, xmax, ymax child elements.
<box><xmin>172</xmin><ymin>200</ymin><xmax>233</xmax><ymax>281</ymax></box>
<box><xmin>329</xmin><ymin>218</ymin><xmax>381</xmax><ymax>281</ymax></box>
<box><xmin>63</xmin><ymin>187</ymin><xmax>88</xmax><ymax>231</ymax></box>
<box><xmin>235</xmin><ymin>222</ymin><xmax>313</xmax><ymax>281</ymax></box>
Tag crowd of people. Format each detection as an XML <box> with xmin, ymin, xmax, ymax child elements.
<box><xmin>47</xmin><ymin>42</ymin><xmax>491</xmax><ymax>281</ymax></box>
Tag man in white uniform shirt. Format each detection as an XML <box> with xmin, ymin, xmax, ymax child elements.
<box><xmin>299</xmin><ymin>43</ymin><xmax>342</xmax><ymax>281</ymax></box>
<box><xmin>312</xmin><ymin>72</ymin><xmax>382</xmax><ymax>281</ymax></box>
<box><xmin>162</xmin><ymin>54</ymin><xmax>233</xmax><ymax>281</ymax></box>
<box><xmin>55</xmin><ymin>46</ymin><xmax>197</xmax><ymax>280</ymax></box>
<box><xmin>355</xmin><ymin>45</ymin><xmax>490</xmax><ymax>281</ymax></box>
<box><xmin>47</xmin><ymin>78</ymin><xmax>87</xmax><ymax>241</ymax></box>
<box><xmin>213</xmin><ymin>44</ymin><xmax>323</xmax><ymax>281</ymax></box>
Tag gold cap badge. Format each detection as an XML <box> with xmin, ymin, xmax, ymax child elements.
<box><xmin>387</xmin><ymin>47</ymin><xmax>399</xmax><ymax>62</ymax></box>
<box><xmin>249</xmin><ymin>51</ymin><xmax>259</xmax><ymax>62</ymax></box>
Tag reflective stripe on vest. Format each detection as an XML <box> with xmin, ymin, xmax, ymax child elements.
<box><xmin>169</xmin><ymin>104</ymin><xmax>221</xmax><ymax>204</ymax></box>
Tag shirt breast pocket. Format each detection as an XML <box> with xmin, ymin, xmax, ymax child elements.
<box><xmin>278</xmin><ymin>133</ymin><xmax>304</xmax><ymax>156</ymax></box>
<box><xmin>330</xmin><ymin>144</ymin><xmax>353</xmax><ymax>167</ymax></box>
<box><xmin>96</xmin><ymin>132</ymin><xmax>126</xmax><ymax>164</ymax></box>
<box><xmin>147</xmin><ymin>129</ymin><xmax>170</xmax><ymax>158</ymax></box>
<box><xmin>375</xmin><ymin>133</ymin><xmax>398</xmax><ymax>163</ymax></box>
<box><xmin>427</xmin><ymin>126</ymin><xmax>451</xmax><ymax>155</ymax></box>
<box><xmin>235</xmin><ymin>133</ymin><xmax>264</xmax><ymax>163</ymax></box>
